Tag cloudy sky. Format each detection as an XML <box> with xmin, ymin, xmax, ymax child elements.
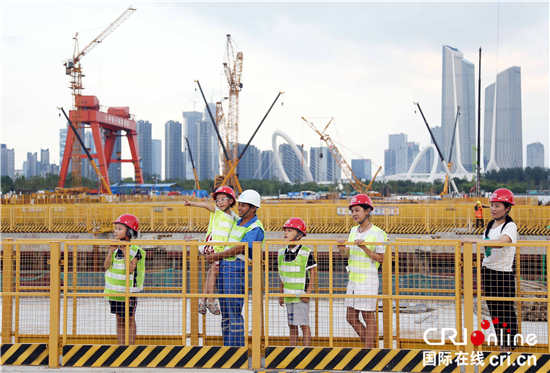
<box><xmin>2</xmin><ymin>1</ymin><xmax>548</xmax><ymax>179</ymax></box>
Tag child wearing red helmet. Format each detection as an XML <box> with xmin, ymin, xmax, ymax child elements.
<box><xmin>184</xmin><ymin>186</ymin><xmax>237</xmax><ymax>316</ymax></box>
<box><xmin>104</xmin><ymin>214</ymin><xmax>146</xmax><ymax>345</ymax></box>
<box><xmin>278</xmin><ymin>217</ymin><xmax>316</xmax><ymax>346</ymax></box>
<box><xmin>463</xmin><ymin>188</ymin><xmax>518</xmax><ymax>351</ymax></box>
<box><xmin>337</xmin><ymin>194</ymin><xmax>387</xmax><ymax>348</ymax></box>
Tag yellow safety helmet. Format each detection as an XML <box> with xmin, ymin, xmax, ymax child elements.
<box><xmin>476</xmin><ymin>201</ymin><xmax>481</xmax><ymax>205</ymax></box>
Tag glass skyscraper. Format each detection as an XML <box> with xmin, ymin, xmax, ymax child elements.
<box><xmin>165</xmin><ymin>120</ymin><xmax>184</xmax><ymax>180</ymax></box>
<box><xmin>441</xmin><ymin>45</ymin><xmax>476</xmax><ymax>173</ymax></box>
<box><xmin>137</xmin><ymin>120</ymin><xmax>152</xmax><ymax>179</ymax></box>
<box><xmin>484</xmin><ymin>66</ymin><xmax>523</xmax><ymax>171</ymax></box>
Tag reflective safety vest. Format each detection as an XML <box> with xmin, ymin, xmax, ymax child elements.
<box><xmin>225</xmin><ymin>218</ymin><xmax>265</xmax><ymax>261</ymax></box>
<box><xmin>347</xmin><ymin>225</ymin><xmax>387</xmax><ymax>284</ymax></box>
<box><xmin>104</xmin><ymin>245</ymin><xmax>146</xmax><ymax>301</ymax></box>
<box><xmin>475</xmin><ymin>206</ymin><xmax>484</xmax><ymax>219</ymax></box>
<box><xmin>203</xmin><ymin>209</ymin><xmax>237</xmax><ymax>253</ymax></box>
<box><xmin>278</xmin><ymin>245</ymin><xmax>311</xmax><ymax>303</ymax></box>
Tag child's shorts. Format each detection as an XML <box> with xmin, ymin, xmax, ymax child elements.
<box><xmin>286</xmin><ymin>301</ymin><xmax>310</xmax><ymax>326</ymax></box>
<box><xmin>344</xmin><ymin>280</ymin><xmax>378</xmax><ymax>312</ymax></box>
<box><xmin>109</xmin><ymin>297</ymin><xmax>137</xmax><ymax>317</ymax></box>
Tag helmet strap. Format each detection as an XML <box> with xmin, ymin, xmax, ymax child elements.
<box><xmin>495</xmin><ymin>206</ymin><xmax>511</xmax><ymax>222</ymax></box>
<box><xmin>292</xmin><ymin>231</ymin><xmax>303</xmax><ymax>242</ymax></box>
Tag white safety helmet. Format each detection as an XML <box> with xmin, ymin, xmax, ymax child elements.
<box><xmin>237</xmin><ymin>189</ymin><xmax>261</xmax><ymax>208</ymax></box>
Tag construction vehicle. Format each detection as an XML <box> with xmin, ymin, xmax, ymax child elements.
<box><xmin>302</xmin><ymin>117</ymin><xmax>381</xmax><ymax>195</ymax></box>
<box><xmin>185</xmin><ymin>137</ymin><xmax>200</xmax><ymax>190</ymax></box>
<box><xmin>62</xmin><ymin>6</ymin><xmax>136</xmax><ymax>188</ymax></box>
<box><xmin>413</xmin><ymin>102</ymin><xmax>459</xmax><ymax>196</ymax></box>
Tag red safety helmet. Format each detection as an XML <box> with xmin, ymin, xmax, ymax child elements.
<box><xmin>490</xmin><ymin>188</ymin><xmax>515</xmax><ymax>206</ymax></box>
<box><xmin>212</xmin><ymin>186</ymin><xmax>236</xmax><ymax>201</ymax></box>
<box><xmin>283</xmin><ymin>217</ymin><xmax>307</xmax><ymax>237</ymax></box>
<box><xmin>113</xmin><ymin>214</ymin><xmax>139</xmax><ymax>231</ymax></box>
<box><xmin>349</xmin><ymin>194</ymin><xmax>374</xmax><ymax>210</ymax></box>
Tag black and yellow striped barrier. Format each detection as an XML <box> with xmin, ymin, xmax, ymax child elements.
<box><xmin>1</xmin><ymin>344</ymin><xmax>49</xmax><ymax>366</ymax></box>
<box><xmin>62</xmin><ymin>345</ymin><xmax>248</xmax><ymax>368</ymax></box>
<box><xmin>264</xmin><ymin>347</ymin><xmax>550</xmax><ymax>372</ymax></box>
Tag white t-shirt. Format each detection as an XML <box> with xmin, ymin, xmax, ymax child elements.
<box><xmin>481</xmin><ymin>221</ymin><xmax>517</xmax><ymax>272</ymax></box>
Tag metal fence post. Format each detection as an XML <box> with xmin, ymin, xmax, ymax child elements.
<box><xmin>462</xmin><ymin>243</ymin><xmax>474</xmax><ymax>373</ymax></box>
<box><xmin>382</xmin><ymin>244</ymin><xmax>394</xmax><ymax>349</ymax></box>
<box><xmin>252</xmin><ymin>241</ymin><xmax>262</xmax><ymax>369</ymax></box>
<box><xmin>189</xmin><ymin>243</ymin><xmax>199</xmax><ymax>346</ymax></box>
<box><xmin>2</xmin><ymin>238</ymin><xmax>14</xmax><ymax>343</ymax></box>
<box><xmin>49</xmin><ymin>241</ymin><xmax>61</xmax><ymax>368</ymax></box>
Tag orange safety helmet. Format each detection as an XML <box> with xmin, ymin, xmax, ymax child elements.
<box><xmin>212</xmin><ymin>186</ymin><xmax>236</xmax><ymax>201</ymax></box>
<box><xmin>490</xmin><ymin>188</ymin><xmax>515</xmax><ymax>206</ymax></box>
<box><xmin>283</xmin><ymin>217</ymin><xmax>307</xmax><ymax>237</ymax></box>
<box><xmin>349</xmin><ymin>194</ymin><xmax>374</xmax><ymax>210</ymax></box>
<box><xmin>113</xmin><ymin>214</ymin><xmax>139</xmax><ymax>231</ymax></box>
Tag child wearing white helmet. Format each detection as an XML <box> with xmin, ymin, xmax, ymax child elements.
<box><xmin>184</xmin><ymin>186</ymin><xmax>238</xmax><ymax>316</ymax></box>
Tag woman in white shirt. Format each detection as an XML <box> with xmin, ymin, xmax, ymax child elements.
<box><xmin>463</xmin><ymin>188</ymin><xmax>518</xmax><ymax>351</ymax></box>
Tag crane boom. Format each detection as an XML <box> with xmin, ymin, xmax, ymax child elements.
<box><xmin>74</xmin><ymin>6</ymin><xmax>136</xmax><ymax>64</ymax></box>
<box><xmin>223</xmin><ymin>34</ymin><xmax>243</xmax><ymax>165</ymax></box>
<box><xmin>302</xmin><ymin>117</ymin><xmax>371</xmax><ymax>194</ymax></box>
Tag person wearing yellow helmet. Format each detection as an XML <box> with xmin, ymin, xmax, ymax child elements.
<box><xmin>474</xmin><ymin>200</ymin><xmax>488</xmax><ymax>229</ymax></box>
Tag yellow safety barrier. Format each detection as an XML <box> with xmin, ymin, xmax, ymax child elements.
<box><xmin>1</xmin><ymin>203</ymin><xmax>549</xmax><ymax>235</ymax></box>
<box><xmin>1</xmin><ymin>238</ymin><xmax>550</xmax><ymax>372</ymax></box>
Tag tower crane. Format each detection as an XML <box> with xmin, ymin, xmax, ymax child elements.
<box><xmin>63</xmin><ymin>6</ymin><xmax>136</xmax><ymax>187</ymax></box>
<box><xmin>214</xmin><ymin>35</ymin><xmax>243</xmax><ymax>191</ymax></box>
<box><xmin>302</xmin><ymin>118</ymin><xmax>381</xmax><ymax>194</ymax></box>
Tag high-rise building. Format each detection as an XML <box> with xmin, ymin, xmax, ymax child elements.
<box><xmin>236</xmin><ymin>143</ymin><xmax>261</xmax><ymax>180</ymax></box>
<box><xmin>310</xmin><ymin>146</ymin><xmax>340</xmax><ymax>182</ymax></box>
<box><xmin>351</xmin><ymin>159</ymin><xmax>372</xmax><ymax>181</ymax></box>
<box><xmin>39</xmin><ymin>149</ymin><xmax>51</xmax><ymax>177</ymax></box>
<box><xmin>441</xmin><ymin>45</ymin><xmax>476</xmax><ymax>173</ymax></box>
<box><xmin>59</xmin><ymin>128</ymin><xmax>67</xmax><ymax>167</ymax></box>
<box><xmin>1</xmin><ymin>144</ymin><xmax>15</xmax><ymax>180</ymax></box>
<box><xmin>385</xmin><ymin>134</ymin><xmax>407</xmax><ymax>175</ymax></box>
<box><xmin>484</xmin><ymin>66</ymin><xmax>523</xmax><ymax>171</ymax></box>
<box><xmin>527</xmin><ymin>142</ymin><xmax>545</xmax><ymax>168</ymax></box>
<box><xmin>136</xmin><ymin>120</ymin><xmax>153</xmax><ymax>179</ymax></box>
<box><xmin>152</xmin><ymin>139</ymin><xmax>162</xmax><ymax>178</ymax></box>
<box><xmin>183</xmin><ymin>105</ymin><xmax>219</xmax><ymax>181</ymax></box>
<box><xmin>279</xmin><ymin>143</ymin><xmax>308</xmax><ymax>182</ymax></box>
<box><xmin>407</xmin><ymin>142</ymin><xmax>420</xmax><ymax>172</ymax></box>
<box><xmin>26</xmin><ymin>152</ymin><xmax>38</xmax><ymax>177</ymax></box>
<box><xmin>260</xmin><ymin>150</ymin><xmax>277</xmax><ymax>180</ymax></box>
<box><xmin>430</xmin><ymin>126</ymin><xmax>443</xmax><ymax>173</ymax></box>
<box><xmin>183</xmin><ymin>110</ymin><xmax>202</xmax><ymax>180</ymax></box>
<box><xmin>82</xmin><ymin>132</ymin><xmax>96</xmax><ymax>181</ymax></box>
<box><xmin>165</xmin><ymin>120</ymin><xmax>184</xmax><ymax>180</ymax></box>
<box><xmin>22</xmin><ymin>161</ymin><xmax>27</xmax><ymax>177</ymax></box>
<box><xmin>107</xmin><ymin>132</ymin><xmax>122</xmax><ymax>184</ymax></box>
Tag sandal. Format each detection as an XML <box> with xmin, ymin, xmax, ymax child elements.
<box><xmin>198</xmin><ymin>301</ymin><xmax>207</xmax><ymax>315</ymax></box>
<box><xmin>207</xmin><ymin>301</ymin><xmax>221</xmax><ymax>315</ymax></box>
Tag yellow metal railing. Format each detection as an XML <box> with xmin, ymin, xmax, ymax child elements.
<box><xmin>1</xmin><ymin>203</ymin><xmax>549</xmax><ymax>235</ymax></box>
<box><xmin>2</xmin><ymin>239</ymin><xmax>549</xmax><ymax>371</ymax></box>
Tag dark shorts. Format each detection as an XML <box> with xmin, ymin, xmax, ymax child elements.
<box><xmin>109</xmin><ymin>297</ymin><xmax>137</xmax><ymax>317</ymax></box>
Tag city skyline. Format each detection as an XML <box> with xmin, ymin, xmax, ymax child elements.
<box><xmin>2</xmin><ymin>2</ymin><xmax>548</xmax><ymax>178</ymax></box>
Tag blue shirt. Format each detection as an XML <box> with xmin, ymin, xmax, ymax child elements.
<box><xmin>236</xmin><ymin>215</ymin><xmax>265</xmax><ymax>259</ymax></box>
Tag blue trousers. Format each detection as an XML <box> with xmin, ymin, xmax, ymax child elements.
<box><xmin>218</xmin><ymin>260</ymin><xmax>245</xmax><ymax>347</ymax></box>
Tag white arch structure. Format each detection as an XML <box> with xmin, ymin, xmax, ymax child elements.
<box><xmin>272</xmin><ymin>130</ymin><xmax>314</xmax><ymax>183</ymax></box>
<box><xmin>406</xmin><ymin>144</ymin><xmax>439</xmax><ymax>182</ymax></box>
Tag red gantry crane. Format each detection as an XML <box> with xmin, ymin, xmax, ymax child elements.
<box><xmin>61</xmin><ymin>6</ymin><xmax>136</xmax><ymax>189</ymax></box>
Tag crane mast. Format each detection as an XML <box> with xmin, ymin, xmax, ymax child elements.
<box><xmin>302</xmin><ymin>117</ymin><xmax>373</xmax><ymax>194</ymax></box>
<box><xmin>63</xmin><ymin>6</ymin><xmax>136</xmax><ymax>187</ymax></box>
<box><xmin>223</xmin><ymin>34</ymin><xmax>243</xmax><ymax>168</ymax></box>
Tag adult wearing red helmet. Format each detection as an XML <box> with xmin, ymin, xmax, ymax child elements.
<box><xmin>463</xmin><ymin>188</ymin><xmax>518</xmax><ymax>352</ymax></box>
<box><xmin>336</xmin><ymin>194</ymin><xmax>388</xmax><ymax>348</ymax></box>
